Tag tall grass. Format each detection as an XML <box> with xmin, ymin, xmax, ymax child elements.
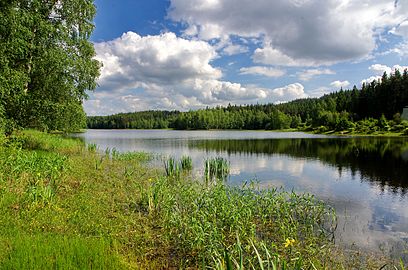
<box><xmin>0</xmin><ymin>135</ymin><xmax>68</xmax><ymax>205</ymax></box>
<box><xmin>180</xmin><ymin>155</ymin><xmax>193</xmax><ymax>171</ymax></box>
<box><xmin>0</xmin><ymin>234</ymin><xmax>123</xmax><ymax>269</ymax></box>
<box><xmin>164</xmin><ymin>157</ymin><xmax>180</xmax><ymax>178</ymax></box>
<box><xmin>87</xmin><ymin>143</ymin><xmax>98</xmax><ymax>152</ymax></box>
<box><xmin>204</xmin><ymin>157</ymin><xmax>230</xmax><ymax>182</ymax></box>
<box><xmin>164</xmin><ymin>156</ymin><xmax>193</xmax><ymax>179</ymax></box>
<box><xmin>137</xmin><ymin>175</ymin><xmax>337</xmax><ymax>268</ymax></box>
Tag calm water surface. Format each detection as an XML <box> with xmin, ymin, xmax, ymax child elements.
<box><xmin>74</xmin><ymin>129</ymin><xmax>408</xmax><ymax>259</ymax></box>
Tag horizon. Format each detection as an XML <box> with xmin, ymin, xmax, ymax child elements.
<box><xmin>85</xmin><ymin>0</ymin><xmax>408</xmax><ymax>116</ymax></box>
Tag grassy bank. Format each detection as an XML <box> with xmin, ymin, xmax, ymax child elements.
<box><xmin>0</xmin><ymin>131</ymin><xmax>402</xmax><ymax>269</ymax></box>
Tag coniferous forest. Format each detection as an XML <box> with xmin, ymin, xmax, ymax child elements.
<box><xmin>87</xmin><ymin>70</ymin><xmax>408</xmax><ymax>133</ymax></box>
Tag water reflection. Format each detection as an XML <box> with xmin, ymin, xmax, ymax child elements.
<box><xmin>74</xmin><ymin>130</ymin><xmax>408</xmax><ymax>260</ymax></box>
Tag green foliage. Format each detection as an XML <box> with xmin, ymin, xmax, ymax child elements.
<box><xmin>164</xmin><ymin>157</ymin><xmax>180</xmax><ymax>178</ymax></box>
<box><xmin>180</xmin><ymin>155</ymin><xmax>193</xmax><ymax>171</ymax></box>
<box><xmin>0</xmin><ymin>234</ymin><xmax>123</xmax><ymax>269</ymax></box>
<box><xmin>0</xmin><ymin>0</ymin><xmax>100</xmax><ymax>133</ymax></box>
<box><xmin>137</xmin><ymin>176</ymin><xmax>336</xmax><ymax>268</ymax></box>
<box><xmin>204</xmin><ymin>157</ymin><xmax>230</xmax><ymax>182</ymax></box>
<box><xmin>0</xmin><ymin>135</ymin><xmax>68</xmax><ymax>205</ymax></box>
<box><xmin>112</xmin><ymin>151</ymin><xmax>152</xmax><ymax>162</ymax></box>
<box><xmin>87</xmin><ymin>110</ymin><xmax>179</xmax><ymax>129</ymax></box>
<box><xmin>379</xmin><ymin>114</ymin><xmax>390</xmax><ymax>131</ymax></box>
<box><xmin>164</xmin><ymin>156</ymin><xmax>194</xmax><ymax>179</ymax></box>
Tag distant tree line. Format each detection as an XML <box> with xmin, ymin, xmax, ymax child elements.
<box><xmin>87</xmin><ymin>111</ymin><xmax>180</xmax><ymax>129</ymax></box>
<box><xmin>87</xmin><ymin>70</ymin><xmax>408</xmax><ymax>132</ymax></box>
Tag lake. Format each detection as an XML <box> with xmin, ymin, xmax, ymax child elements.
<box><xmin>74</xmin><ymin>129</ymin><xmax>408</xmax><ymax>260</ymax></box>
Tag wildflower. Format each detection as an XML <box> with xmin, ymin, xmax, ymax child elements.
<box><xmin>284</xmin><ymin>238</ymin><xmax>296</xmax><ymax>248</ymax></box>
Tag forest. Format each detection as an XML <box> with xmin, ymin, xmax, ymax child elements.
<box><xmin>87</xmin><ymin>69</ymin><xmax>408</xmax><ymax>133</ymax></box>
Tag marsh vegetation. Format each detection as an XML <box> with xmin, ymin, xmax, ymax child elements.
<box><xmin>0</xmin><ymin>131</ymin><xmax>405</xmax><ymax>269</ymax></box>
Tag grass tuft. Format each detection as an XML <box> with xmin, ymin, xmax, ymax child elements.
<box><xmin>204</xmin><ymin>157</ymin><xmax>230</xmax><ymax>182</ymax></box>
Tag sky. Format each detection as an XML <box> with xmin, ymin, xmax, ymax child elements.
<box><xmin>85</xmin><ymin>0</ymin><xmax>408</xmax><ymax>116</ymax></box>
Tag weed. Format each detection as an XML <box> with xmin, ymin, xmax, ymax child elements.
<box><xmin>94</xmin><ymin>156</ymin><xmax>104</xmax><ymax>170</ymax></box>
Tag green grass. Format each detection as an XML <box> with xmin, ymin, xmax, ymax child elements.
<box><xmin>0</xmin><ymin>234</ymin><xmax>123</xmax><ymax>269</ymax></box>
<box><xmin>137</xmin><ymin>175</ymin><xmax>337</xmax><ymax>268</ymax></box>
<box><xmin>0</xmin><ymin>130</ymin><xmax>403</xmax><ymax>269</ymax></box>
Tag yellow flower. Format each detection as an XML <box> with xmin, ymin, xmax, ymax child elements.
<box><xmin>284</xmin><ymin>238</ymin><xmax>296</xmax><ymax>248</ymax></box>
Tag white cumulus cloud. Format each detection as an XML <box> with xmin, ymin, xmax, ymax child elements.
<box><xmin>330</xmin><ymin>80</ymin><xmax>350</xmax><ymax>89</ymax></box>
<box><xmin>369</xmin><ymin>64</ymin><xmax>392</xmax><ymax>75</ymax></box>
<box><xmin>169</xmin><ymin>0</ymin><xmax>408</xmax><ymax>66</ymax></box>
<box><xmin>361</xmin><ymin>76</ymin><xmax>382</xmax><ymax>85</ymax></box>
<box><xmin>361</xmin><ymin>64</ymin><xmax>408</xmax><ymax>85</ymax></box>
<box><xmin>86</xmin><ymin>32</ymin><xmax>308</xmax><ymax>115</ymax></box>
<box><xmin>239</xmin><ymin>66</ymin><xmax>285</xmax><ymax>77</ymax></box>
<box><xmin>94</xmin><ymin>31</ymin><xmax>221</xmax><ymax>91</ymax></box>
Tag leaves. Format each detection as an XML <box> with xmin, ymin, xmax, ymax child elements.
<box><xmin>0</xmin><ymin>0</ymin><xmax>100</xmax><ymax>132</ymax></box>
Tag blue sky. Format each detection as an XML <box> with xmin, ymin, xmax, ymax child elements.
<box><xmin>85</xmin><ymin>0</ymin><xmax>408</xmax><ymax>116</ymax></box>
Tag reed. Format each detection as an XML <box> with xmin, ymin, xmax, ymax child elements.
<box><xmin>164</xmin><ymin>157</ymin><xmax>180</xmax><ymax>179</ymax></box>
<box><xmin>180</xmin><ymin>155</ymin><xmax>193</xmax><ymax>171</ymax></box>
<box><xmin>137</xmin><ymin>176</ymin><xmax>338</xmax><ymax>268</ymax></box>
<box><xmin>87</xmin><ymin>143</ymin><xmax>98</xmax><ymax>152</ymax></box>
<box><xmin>204</xmin><ymin>157</ymin><xmax>230</xmax><ymax>182</ymax></box>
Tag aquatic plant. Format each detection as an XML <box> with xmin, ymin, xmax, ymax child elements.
<box><xmin>137</xmin><ymin>176</ymin><xmax>337</xmax><ymax>268</ymax></box>
<box><xmin>112</xmin><ymin>151</ymin><xmax>152</xmax><ymax>162</ymax></box>
<box><xmin>180</xmin><ymin>155</ymin><xmax>193</xmax><ymax>171</ymax></box>
<box><xmin>164</xmin><ymin>157</ymin><xmax>180</xmax><ymax>179</ymax></box>
<box><xmin>87</xmin><ymin>143</ymin><xmax>98</xmax><ymax>152</ymax></box>
<box><xmin>204</xmin><ymin>157</ymin><xmax>230</xmax><ymax>182</ymax></box>
<box><xmin>111</xmin><ymin>148</ymin><xmax>120</xmax><ymax>159</ymax></box>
